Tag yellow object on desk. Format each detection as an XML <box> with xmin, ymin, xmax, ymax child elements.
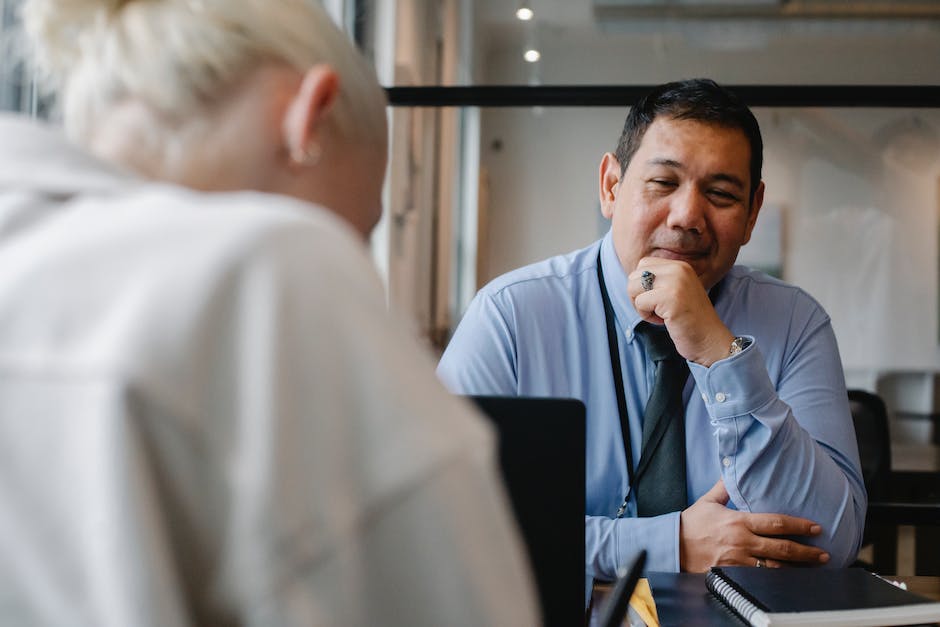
<box><xmin>630</xmin><ymin>578</ymin><xmax>659</xmax><ymax>627</ymax></box>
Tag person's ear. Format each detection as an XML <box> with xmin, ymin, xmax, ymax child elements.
<box><xmin>741</xmin><ymin>180</ymin><xmax>765</xmax><ymax>245</ymax></box>
<box><xmin>599</xmin><ymin>152</ymin><xmax>621</xmax><ymax>219</ymax></box>
<box><xmin>282</xmin><ymin>64</ymin><xmax>340</xmax><ymax>167</ymax></box>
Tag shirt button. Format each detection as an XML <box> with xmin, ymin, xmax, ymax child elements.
<box><xmin>715</xmin><ymin>392</ymin><xmax>727</xmax><ymax>403</ymax></box>
<box><xmin>722</xmin><ymin>457</ymin><xmax>732</xmax><ymax>467</ymax></box>
<box><xmin>701</xmin><ymin>392</ymin><xmax>708</xmax><ymax>402</ymax></box>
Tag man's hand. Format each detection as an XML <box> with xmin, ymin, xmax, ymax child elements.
<box><xmin>627</xmin><ymin>257</ymin><xmax>734</xmax><ymax>367</ymax></box>
<box><xmin>679</xmin><ymin>480</ymin><xmax>830</xmax><ymax>572</ymax></box>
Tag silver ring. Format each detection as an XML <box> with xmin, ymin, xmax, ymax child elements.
<box><xmin>755</xmin><ymin>558</ymin><xmax>765</xmax><ymax>568</ymax></box>
<box><xmin>640</xmin><ymin>270</ymin><xmax>655</xmax><ymax>291</ymax></box>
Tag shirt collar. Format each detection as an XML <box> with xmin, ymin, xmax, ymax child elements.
<box><xmin>599</xmin><ymin>230</ymin><xmax>644</xmax><ymax>343</ymax></box>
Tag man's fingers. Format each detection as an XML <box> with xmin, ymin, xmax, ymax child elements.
<box><xmin>754</xmin><ymin>537</ymin><xmax>831</xmax><ymax>565</ymax></box>
<box><xmin>745</xmin><ymin>512</ymin><xmax>822</xmax><ymax>537</ymax></box>
<box><xmin>744</xmin><ymin>513</ymin><xmax>830</xmax><ymax>565</ymax></box>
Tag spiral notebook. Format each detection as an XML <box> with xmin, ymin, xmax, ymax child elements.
<box><xmin>706</xmin><ymin>566</ymin><xmax>940</xmax><ymax>627</ymax></box>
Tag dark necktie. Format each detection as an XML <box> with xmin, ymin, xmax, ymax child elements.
<box><xmin>633</xmin><ymin>322</ymin><xmax>690</xmax><ymax>517</ymax></box>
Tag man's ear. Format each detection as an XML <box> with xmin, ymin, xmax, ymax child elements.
<box><xmin>741</xmin><ymin>180</ymin><xmax>765</xmax><ymax>245</ymax></box>
<box><xmin>282</xmin><ymin>64</ymin><xmax>340</xmax><ymax>165</ymax></box>
<box><xmin>599</xmin><ymin>152</ymin><xmax>621</xmax><ymax>219</ymax></box>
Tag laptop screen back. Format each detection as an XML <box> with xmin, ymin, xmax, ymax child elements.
<box><xmin>468</xmin><ymin>395</ymin><xmax>586</xmax><ymax>627</ymax></box>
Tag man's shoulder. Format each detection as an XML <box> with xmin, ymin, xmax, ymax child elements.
<box><xmin>725</xmin><ymin>265</ymin><xmax>829</xmax><ymax>314</ymax></box>
<box><xmin>478</xmin><ymin>240</ymin><xmax>601</xmax><ymax>300</ymax></box>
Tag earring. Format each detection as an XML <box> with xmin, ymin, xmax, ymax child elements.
<box><xmin>290</xmin><ymin>141</ymin><xmax>321</xmax><ymax>167</ymax></box>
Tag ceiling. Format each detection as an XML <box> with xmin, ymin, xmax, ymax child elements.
<box><xmin>476</xmin><ymin>0</ymin><xmax>940</xmax><ymax>49</ymax></box>
<box><xmin>478</xmin><ymin>0</ymin><xmax>940</xmax><ymax>23</ymax></box>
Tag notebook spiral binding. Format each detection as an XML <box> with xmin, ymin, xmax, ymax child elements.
<box><xmin>705</xmin><ymin>570</ymin><xmax>764</xmax><ymax>626</ymax></box>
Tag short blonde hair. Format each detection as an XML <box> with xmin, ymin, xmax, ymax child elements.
<box><xmin>21</xmin><ymin>0</ymin><xmax>386</xmax><ymax>145</ymax></box>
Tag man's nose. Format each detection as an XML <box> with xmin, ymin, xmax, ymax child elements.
<box><xmin>665</xmin><ymin>186</ymin><xmax>706</xmax><ymax>233</ymax></box>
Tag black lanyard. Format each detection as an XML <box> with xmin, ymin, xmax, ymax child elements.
<box><xmin>596</xmin><ymin>250</ymin><xmax>635</xmax><ymax>516</ymax></box>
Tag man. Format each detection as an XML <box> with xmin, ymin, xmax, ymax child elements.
<box><xmin>438</xmin><ymin>78</ymin><xmax>866</xmax><ymax>579</ymax></box>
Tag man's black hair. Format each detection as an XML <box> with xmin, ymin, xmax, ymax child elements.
<box><xmin>614</xmin><ymin>78</ymin><xmax>763</xmax><ymax>201</ymax></box>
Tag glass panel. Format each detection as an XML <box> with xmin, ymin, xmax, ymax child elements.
<box><xmin>453</xmin><ymin>106</ymin><xmax>940</xmax><ymax>379</ymax></box>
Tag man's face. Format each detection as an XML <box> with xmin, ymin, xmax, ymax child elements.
<box><xmin>599</xmin><ymin>116</ymin><xmax>764</xmax><ymax>291</ymax></box>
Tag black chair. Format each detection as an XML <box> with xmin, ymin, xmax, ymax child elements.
<box><xmin>849</xmin><ymin>389</ymin><xmax>891</xmax><ymax>502</ymax></box>
<box><xmin>848</xmin><ymin>388</ymin><xmax>940</xmax><ymax>575</ymax></box>
<box><xmin>849</xmin><ymin>389</ymin><xmax>894</xmax><ymax>572</ymax></box>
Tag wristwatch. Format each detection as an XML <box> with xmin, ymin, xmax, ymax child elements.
<box><xmin>729</xmin><ymin>336</ymin><xmax>752</xmax><ymax>356</ymax></box>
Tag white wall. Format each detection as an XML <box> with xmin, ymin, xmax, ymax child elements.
<box><xmin>479</xmin><ymin>106</ymin><xmax>623</xmax><ymax>282</ymax></box>
<box><xmin>762</xmin><ymin>110</ymin><xmax>940</xmax><ymax>375</ymax></box>
<box><xmin>477</xmin><ymin>25</ymin><xmax>940</xmax><ymax>394</ymax></box>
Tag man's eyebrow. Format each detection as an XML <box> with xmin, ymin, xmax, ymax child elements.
<box><xmin>647</xmin><ymin>158</ymin><xmax>682</xmax><ymax>168</ymax></box>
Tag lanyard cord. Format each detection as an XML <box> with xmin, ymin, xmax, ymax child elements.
<box><xmin>596</xmin><ymin>249</ymin><xmax>635</xmax><ymax>516</ymax></box>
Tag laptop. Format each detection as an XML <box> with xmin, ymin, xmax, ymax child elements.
<box><xmin>468</xmin><ymin>395</ymin><xmax>586</xmax><ymax>627</ymax></box>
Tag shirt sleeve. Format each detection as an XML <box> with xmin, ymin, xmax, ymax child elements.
<box><xmin>586</xmin><ymin>513</ymin><xmax>681</xmax><ymax>577</ymax></box>
<box><xmin>438</xmin><ymin>290</ymin><xmax>518</xmax><ymax>395</ymax></box>
<box><xmin>688</xmin><ymin>318</ymin><xmax>867</xmax><ymax>567</ymax></box>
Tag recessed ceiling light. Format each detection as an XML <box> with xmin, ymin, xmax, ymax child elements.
<box><xmin>516</xmin><ymin>6</ymin><xmax>534</xmax><ymax>21</ymax></box>
<box><xmin>523</xmin><ymin>48</ymin><xmax>541</xmax><ymax>62</ymax></box>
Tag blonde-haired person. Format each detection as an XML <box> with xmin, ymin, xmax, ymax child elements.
<box><xmin>0</xmin><ymin>1</ymin><xmax>538</xmax><ymax>626</ymax></box>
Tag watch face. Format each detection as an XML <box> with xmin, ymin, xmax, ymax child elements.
<box><xmin>730</xmin><ymin>337</ymin><xmax>749</xmax><ymax>355</ymax></box>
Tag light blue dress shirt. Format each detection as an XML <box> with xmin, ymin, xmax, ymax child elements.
<box><xmin>438</xmin><ymin>231</ymin><xmax>866</xmax><ymax>578</ymax></box>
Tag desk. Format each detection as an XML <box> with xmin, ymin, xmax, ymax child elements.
<box><xmin>590</xmin><ymin>573</ymin><xmax>940</xmax><ymax>626</ymax></box>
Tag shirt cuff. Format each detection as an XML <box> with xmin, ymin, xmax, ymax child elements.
<box><xmin>618</xmin><ymin>511</ymin><xmax>681</xmax><ymax>573</ymax></box>
<box><xmin>688</xmin><ymin>337</ymin><xmax>775</xmax><ymax>420</ymax></box>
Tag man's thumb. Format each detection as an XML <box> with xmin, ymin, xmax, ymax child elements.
<box><xmin>702</xmin><ymin>478</ymin><xmax>730</xmax><ymax>505</ymax></box>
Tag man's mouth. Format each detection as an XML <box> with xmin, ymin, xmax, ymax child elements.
<box><xmin>651</xmin><ymin>247</ymin><xmax>709</xmax><ymax>262</ymax></box>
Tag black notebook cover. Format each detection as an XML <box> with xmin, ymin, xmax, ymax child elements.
<box><xmin>706</xmin><ymin>566</ymin><xmax>940</xmax><ymax>627</ymax></box>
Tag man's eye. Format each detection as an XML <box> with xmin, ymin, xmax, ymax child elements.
<box><xmin>709</xmin><ymin>189</ymin><xmax>738</xmax><ymax>202</ymax></box>
<box><xmin>652</xmin><ymin>179</ymin><xmax>676</xmax><ymax>187</ymax></box>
